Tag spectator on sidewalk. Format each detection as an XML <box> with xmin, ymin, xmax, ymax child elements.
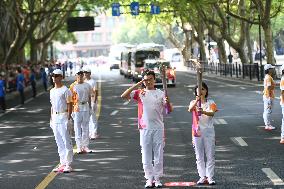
<box><xmin>40</xmin><ymin>67</ymin><xmax>48</xmax><ymax>91</ymax></box>
<box><xmin>263</xmin><ymin>64</ymin><xmax>276</xmax><ymax>131</ymax></box>
<box><xmin>16</xmin><ymin>68</ymin><xmax>25</xmax><ymax>104</ymax></box>
<box><xmin>30</xmin><ymin>68</ymin><xmax>37</xmax><ymax>98</ymax></box>
<box><xmin>0</xmin><ymin>74</ymin><xmax>6</xmax><ymax>112</ymax></box>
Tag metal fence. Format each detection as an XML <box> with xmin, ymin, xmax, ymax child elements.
<box><xmin>185</xmin><ymin>60</ymin><xmax>282</xmax><ymax>81</ymax></box>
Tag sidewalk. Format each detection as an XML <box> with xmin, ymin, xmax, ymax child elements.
<box><xmin>179</xmin><ymin>65</ymin><xmax>281</xmax><ymax>85</ymax></box>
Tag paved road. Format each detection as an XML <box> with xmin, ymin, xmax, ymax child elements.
<box><xmin>0</xmin><ymin>65</ymin><xmax>284</xmax><ymax>189</ymax></box>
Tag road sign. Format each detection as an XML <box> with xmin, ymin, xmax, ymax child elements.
<box><xmin>130</xmin><ymin>2</ymin><xmax>139</xmax><ymax>16</ymax></box>
<box><xmin>112</xmin><ymin>3</ymin><xmax>120</xmax><ymax>16</ymax></box>
<box><xmin>150</xmin><ymin>4</ymin><xmax>160</xmax><ymax>14</ymax></box>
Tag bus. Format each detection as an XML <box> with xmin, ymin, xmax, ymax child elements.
<box><xmin>130</xmin><ymin>47</ymin><xmax>160</xmax><ymax>82</ymax></box>
<box><xmin>108</xmin><ymin>43</ymin><xmax>133</xmax><ymax>70</ymax></box>
<box><xmin>120</xmin><ymin>50</ymin><xmax>132</xmax><ymax>78</ymax></box>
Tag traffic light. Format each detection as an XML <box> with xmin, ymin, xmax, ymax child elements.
<box><xmin>67</xmin><ymin>17</ymin><xmax>94</xmax><ymax>32</ymax></box>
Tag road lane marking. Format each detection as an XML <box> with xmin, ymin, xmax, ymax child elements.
<box><xmin>275</xmin><ymin>97</ymin><xmax>280</xmax><ymax>100</ymax></box>
<box><xmin>255</xmin><ymin>91</ymin><xmax>263</xmax><ymax>94</ymax></box>
<box><xmin>214</xmin><ymin>119</ymin><xmax>227</xmax><ymax>125</ymax></box>
<box><xmin>230</xmin><ymin>137</ymin><xmax>248</xmax><ymax>146</ymax></box>
<box><xmin>110</xmin><ymin>110</ymin><xmax>119</xmax><ymax>116</ymax></box>
<box><xmin>35</xmin><ymin>69</ymin><xmax>103</xmax><ymax>189</ymax></box>
<box><xmin>240</xmin><ymin>87</ymin><xmax>246</xmax><ymax>89</ymax></box>
<box><xmin>262</xmin><ymin>168</ymin><xmax>284</xmax><ymax>185</ymax></box>
<box><xmin>123</xmin><ymin>101</ymin><xmax>130</xmax><ymax>105</ymax></box>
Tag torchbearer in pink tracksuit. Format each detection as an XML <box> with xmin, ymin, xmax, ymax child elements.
<box><xmin>121</xmin><ymin>70</ymin><xmax>172</xmax><ymax>188</ymax></box>
<box><xmin>188</xmin><ymin>82</ymin><xmax>218</xmax><ymax>185</ymax></box>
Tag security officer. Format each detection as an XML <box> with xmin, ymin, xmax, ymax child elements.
<box><xmin>70</xmin><ymin>69</ymin><xmax>92</xmax><ymax>153</ymax></box>
<box><xmin>50</xmin><ymin>69</ymin><xmax>73</xmax><ymax>173</ymax></box>
<box><xmin>84</xmin><ymin>67</ymin><xmax>99</xmax><ymax>139</ymax></box>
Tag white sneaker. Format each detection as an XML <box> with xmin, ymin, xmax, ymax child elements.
<box><xmin>52</xmin><ymin>164</ymin><xmax>65</xmax><ymax>172</ymax></box>
<box><xmin>63</xmin><ymin>165</ymin><xmax>72</xmax><ymax>173</ymax></box>
<box><xmin>145</xmin><ymin>179</ymin><xmax>154</xmax><ymax>188</ymax></box>
<box><xmin>154</xmin><ymin>180</ymin><xmax>162</xmax><ymax>188</ymax></box>
<box><xmin>208</xmin><ymin>178</ymin><xmax>216</xmax><ymax>185</ymax></box>
<box><xmin>265</xmin><ymin>125</ymin><xmax>276</xmax><ymax>130</ymax></box>
<box><xmin>197</xmin><ymin>177</ymin><xmax>208</xmax><ymax>185</ymax></box>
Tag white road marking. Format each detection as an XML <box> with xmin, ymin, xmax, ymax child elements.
<box><xmin>240</xmin><ymin>87</ymin><xmax>246</xmax><ymax>89</ymax></box>
<box><xmin>123</xmin><ymin>101</ymin><xmax>130</xmax><ymax>105</ymax></box>
<box><xmin>262</xmin><ymin>168</ymin><xmax>284</xmax><ymax>185</ymax></box>
<box><xmin>275</xmin><ymin>97</ymin><xmax>280</xmax><ymax>100</ymax></box>
<box><xmin>214</xmin><ymin>119</ymin><xmax>227</xmax><ymax>125</ymax></box>
<box><xmin>255</xmin><ymin>91</ymin><xmax>263</xmax><ymax>94</ymax></box>
<box><xmin>110</xmin><ymin>110</ymin><xmax>119</xmax><ymax>116</ymax></box>
<box><xmin>230</xmin><ymin>137</ymin><xmax>248</xmax><ymax>146</ymax></box>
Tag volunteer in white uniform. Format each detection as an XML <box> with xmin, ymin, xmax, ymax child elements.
<box><xmin>70</xmin><ymin>69</ymin><xmax>92</xmax><ymax>154</ymax></box>
<box><xmin>121</xmin><ymin>70</ymin><xmax>172</xmax><ymax>188</ymax></box>
<box><xmin>50</xmin><ymin>69</ymin><xmax>73</xmax><ymax>173</ymax></box>
<box><xmin>263</xmin><ymin>64</ymin><xmax>276</xmax><ymax>130</ymax></box>
<box><xmin>83</xmin><ymin>68</ymin><xmax>99</xmax><ymax>139</ymax></box>
<box><xmin>188</xmin><ymin>82</ymin><xmax>218</xmax><ymax>185</ymax></box>
<box><xmin>280</xmin><ymin>64</ymin><xmax>284</xmax><ymax>144</ymax></box>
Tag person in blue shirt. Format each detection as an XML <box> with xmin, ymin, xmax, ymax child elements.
<box><xmin>40</xmin><ymin>67</ymin><xmax>48</xmax><ymax>91</ymax></box>
<box><xmin>16</xmin><ymin>68</ymin><xmax>25</xmax><ymax>104</ymax></box>
<box><xmin>30</xmin><ymin>68</ymin><xmax>36</xmax><ymax>97</ymax></box>
<box><xmin>0</xmin><ymin>74</ymin><xmax>6</xmax><ymax>112</ymax></box>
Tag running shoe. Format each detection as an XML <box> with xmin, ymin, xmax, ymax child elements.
<box><xmin>52</xmin><ymin>164</ymin><xmax>65</xmax><ymax>172</ymax></box>
<box><xmin>145</xmin><ymin>179</ymin><xmax>154</xmax><ymax>188</ymax></box>
<box><xmin>63</xmin><ymin>165</ymin><xmax>72</xmax><ymax>173</ymax></box>
<box><xmin>197</xmin><ymin>177</ymin><xmax>208</xmax><ymax>185</ymax></box>
<box><xmin>154</xmin><ymin>180</ymin><xmax>162</xmax><ymax>188</ymax></box>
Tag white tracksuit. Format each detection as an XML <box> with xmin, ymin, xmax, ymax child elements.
<box><xmin>192</xmin><ymin>99</ymin><xmax>217</xmax><ymax>180</ymax></box>
<box><xmin>131</xmin><ymin>89</ymin><xmax>166</xmax><ymax>181</ymax></box>
<box><xmin>85</xmin><ymin>78</ymin><xmax>99</xmax><ymax>137</ymax></box>
<box><xmin>71</xmin><ymin>82</ymin><xmax>91</xmax><ymax>150</ymax></box>
<box><xmin>263</xmin><ymin>74</ymin><xmax>275</xmax><ymax>127</ymax></box>
<box><xmin>50</xmin><ymin>86</ymin><xmax>73</xmax><ymax>166</ymax></box>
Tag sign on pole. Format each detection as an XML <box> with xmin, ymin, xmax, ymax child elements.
<box><xmin>150</xmin><ymin>4</ymin><xmax>160</xmax><ymax>14</ymax></box>
<box><xmin>112</xmin><ymin>3</ymin><xmax>120</xmax><ymax>16</ymax></box>
<box><xmin>130</xmin><ymin>2</ymin><xmax>139</xmax><ymax>16</ymax></box>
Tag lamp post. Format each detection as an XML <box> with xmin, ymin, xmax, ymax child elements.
<box><xmin>226</xmin><ymin>15</ymin><xmax>233</xmax><ymax>64</ymax></box>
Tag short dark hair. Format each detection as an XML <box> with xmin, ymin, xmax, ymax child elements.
<box><xmin>194</xmin><ymin>82</ymin><xmax>209</xmax><ymax>98</ymax></box>
<box><xmin>143</xmin><ymin>70</ymin><xmax>156</xmax><ymax>79</ymax></box>
<box><xmin>265</xmin><ymin>69</ymin><xmax>269</xmax><ymax>74</ymax></box>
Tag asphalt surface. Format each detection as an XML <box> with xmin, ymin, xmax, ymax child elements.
<box><xmin>0</xmin><ymin>65</ymin><xmax>284</xmax><ymax>189</ymax></box>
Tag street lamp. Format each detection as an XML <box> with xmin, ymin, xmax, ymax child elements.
<box><xmin>226</xmin><ymin>15</ymin><xmax>233</xmax><ymax>64</ymax></box>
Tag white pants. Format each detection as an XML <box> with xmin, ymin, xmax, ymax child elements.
<box><xmin>193</xmin><ymin>127</ymin><xmax>215</xmax><ymax>179</ymax></box>
<box><xmin>281</xmin><ymin>105</ymin><xmax>284</xmax><ymax>138</ymax></box>
<box><xmin>73</xmin><ymin>111</ymin><xmax>90</xmax><ymax>149</ymax></box>
<box><xmin>89</xmin><ymin>103</ymin><xmax>98</xmax><ymax>136</ymax></box>
<box><xmin>263</xmin><ymin>97</ymin><xmax>273</xmax><ymax>126</ymax></box>
<box><xmin>140</xmin><ymin>129</ymin><xmax>164</xmax><ymax>180</ymax></box>
<box><xmin>51</xmin><ymin>115</ymin><xmax>73</xmax><ymax>166</ymax></box>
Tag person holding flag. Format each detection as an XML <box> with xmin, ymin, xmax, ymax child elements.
<box><xmin>121</xmin><ymin>70</ymin><xmax>172</xmax><ymax>188</ymax></box>
<box><xmin>188</xmin><ymin>82</ymin><xmax>218</xmax><ymax>185</ymax></box>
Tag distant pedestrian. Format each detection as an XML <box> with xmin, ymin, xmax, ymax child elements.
<box><xmin>263</xmin><ymin>64</ymin><xmax>276</xmax><ymax>130</ymax></box>
<box><xmin>279</xmin><ymin>65</ymin><xmax>284</xmax><ymax>144</ymax></box>
<box><xmin>84</xmin><ymin>68</ymin><xmax>100</xmax><ymax>139</ymax></box>
<box><xmin>188</xmin><ymin>82</ymin><xmax>218</xmax><ymax>185</ymax></box>
<box><xmin>0</xmin><ymin>74</ymin><xmax>6</xmax><ymax>112</ymax></box>
<box><xmin>30</xmin><ymin>68</ymin><xmax>37</xmax><ymax>97</ymax></box>
<box><xmin>50</xmin><ymin>69</ymin><xmax>73</xmax><ymax>173</ymax></box>
<box><xmin>121</xmin><ymin>70</ymin><xmax>172</xmax><ymax>188</ymax></box>
<box><xmin>40</xmin><ymin>68</ymin><xmax>48</xmax><ymax>91</ymax></box>
<box><xmin>16</xmin><ymin>68</ymin><xmax>25</xmax><ymax>104</ymax></box>
<box><xmin>70</xmin><ymin>69</ymin><xmax>92</xmax><ymax>154</ymax></box>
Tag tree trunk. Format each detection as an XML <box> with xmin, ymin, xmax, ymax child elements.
<box><xmin>245</xmin><ymin>23</ymin><xmax>253</xmax><ymax>64</ymax></box>
<box><xmin>30</xmin><ymin>38</ymin><xmax>37</xmax><ymax>63</ymax></box>
<box><xmin>236</xmin><ymin>47</ymin><xmax>248</xmax><ymax>64</ymax></box>
<box><xmin>216</xmin><ymin>39</ymin><xmax>227</xmax><ymax>64</ymax></box>
<box><xmin>263</xmin><ymin>22</ymin><xmax>274</xmax><ymax>64</ymax></box>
